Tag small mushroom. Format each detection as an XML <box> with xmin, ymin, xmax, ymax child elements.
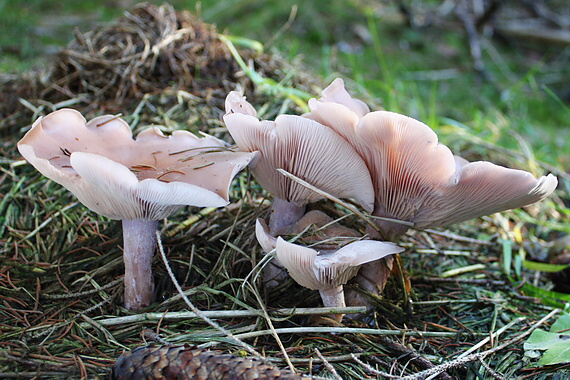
<box><xmin>254</xmin><ymin>212</ymin><xmax>365</xmax><ymax>287</ymax></box>
<box><xmin>18</xmin><ymin>109</ymin><xmax>256</xmax><ymax>310</ymax></box>
<box><xmin>223</xmin><ymin>91</ymin><xmax>374</xmax><ymax>235</ymax></box>
<box><xmin>256</xmin><ymin>219</ymin><xmax>403</xmax><ymax>322</ymax></box>
<box><xmin>307</xmin><ymin>78</ymin><xmax>558</xmax><ymax>240</ymax></box>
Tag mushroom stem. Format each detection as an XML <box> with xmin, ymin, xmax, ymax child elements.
<box><xmin>268</xmin><ymin>197</ymin><xmax>306</xmax><ymax>235</ymax></box>
<box><xmin>122</xmin><ymin>219</ymin><xmax>158</xmax><ymax>310</ymax></box>
<box><xmin>319</xmin><ymin>286</ymin><xmax>346</xmax><ymax>323</ymax></box>
<box><xmin>264</xmin><ymin>198</ymin><xmax>305</xmax><ymax>287</ymax></box>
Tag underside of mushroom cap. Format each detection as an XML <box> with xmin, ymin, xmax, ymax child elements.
<box><xmin>275</xmin><ymin>237</ymin><xmax>404</xmax><ymax>290</ymax></box>
<box><xmin>224</xmin><ymin>111</ymin><xmax>374</xmax><ymax>211</ymax></box>
<box><xmin>307</xmin><ymin>96</ymin><xmax>558</xmax><ymax>237</ymax></box>
<box><xmin>18</xmin><ymin>108</ymin><xmax>256</xmax><ymax>220</ymax></box>
<box><xmin>355</xmin><ymin>112</ymin><xmax>558</xmax><ymax>231</ymax></box>
<box><xmin>71</xmin><ymin>152</ymin><xmax>235</xmax><ymax>219</ymax></box>
<box><xmin>309</xmin><ymin>106</ymin><xmax>459</xmax><ymax>220</ymax></box>
<box><xmin>412</xmin><ymin>162</ymin><xmax>558</xmax><ymax>228</ymax></box>
<box><xmin>355</xmin><ymin>111</ymin><xmax>459</xmax><ymax>217</ymax></box>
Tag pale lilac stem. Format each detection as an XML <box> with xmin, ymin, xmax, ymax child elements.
<box><xmin>264</xmin><ymin>198</ymin><xmax>306</xmax><ymax>287</ymax></box>
<box><xmin>319</xmin><ymin>286</ymin><xmax>346</xmax><ymax>323</ymax></box>
<box><xmin>122</xmin><ymin>219</ymin><xmax>159</xmax><ymax>310</ymax></box>
<box><xmin>268</xmin><ymin>197</ymin><xmax>305</xmax><ymax>235</ymax></box>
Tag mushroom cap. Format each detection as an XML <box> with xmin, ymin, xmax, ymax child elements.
<box><xmin>275</xmin><ymin>237</ymin><xmax>404</xmax><ymax>290</ymax></box>
<box><xmin>318</xmin><ymin>78</ymin><xmax>370</xmax><ymax>118</ymax></box>
<box><xmin>307</xmin><ymin>79</ymin><xmax>558</xmax><ymax>238</ymax></box>
<box><xmin>18</xmin><ymin>108</ymin><xmax>256</xmax><ymax>220</ymax></box>
<box><xmin>223</xmin><ymin>97</ymin><xmax>375</xmax><ymax>211</ymax></box>
<box><xmin>225</xmin><ymin>91</ymin><xmax>257</xmax><ymax>117</ymax></box>
<box><xmin>255</xmin><ymin>218</ymin><xmax>277</xmax><ymax>253</ymax></box>
<box><xmin>411</xmin><ymin>162</ymin><xmax>558</xmax><ymax>228</ymax></box>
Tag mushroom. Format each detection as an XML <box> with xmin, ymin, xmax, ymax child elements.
<box><xmin>223</xmin><ymin>91</ymin><xmax>374</xmax><ymax>235</ymax></box>
<box><xmin>306</xmin><ymin>78</ymin><xmax>558</xmax><ymax>240</ymax></box>
<box><xmin>18</xmin><ymin>108</ymin><xmax>256</xmax><ymax>310</ymax></box>
<box><xmin>255</xmin><ymin>219</ymin><xmax>404</xmax><ymax>322</ymax></box>
<box><xmin>304</xmin><ymin>78</ymin><xmax>558</xmax><ymax>307</ymax></box>
<box><xmin>254</xmin><ymin>211</ymin><xmax>367</xmax><ymax>288</ymax></box>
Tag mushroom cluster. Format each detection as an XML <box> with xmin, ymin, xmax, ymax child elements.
<box><xmin>306</xmin><ymin>78</ymin><xmax>558</xmax><ymax>241</ymax></box>
<box><xmin>223</xmin><ymin>79</ymin><xmax>558</xmax><ymax>316</ymax></box>
<box><xmin>17</xmin><ymin>79</ymin><xmax>558</xmax><ymax>319</ymax></box>
<box><xmin>18</xmin><ymin>109</ymin><xmax>256</xmax><ymax>310</ymax></box>
<box><xmin>224</xmin><ymin>92</ymin><xmax>379</xmax><ymax>290</ymax></box>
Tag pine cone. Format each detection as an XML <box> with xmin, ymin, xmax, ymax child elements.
<box><xmin>111</xmin><ymin>344</ymin><xmax>314</xmax><ymax>379</ymax></box>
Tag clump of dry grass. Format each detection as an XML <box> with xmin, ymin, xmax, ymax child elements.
<box><xmin>0</xmin><ymin>2</ymin><xmax>568</xmax><ymax>379</ymax></box>
<box><xmin>0</xmin><ymin>2</ymin><xmax>318</xmax><ymax>139</ymax></box>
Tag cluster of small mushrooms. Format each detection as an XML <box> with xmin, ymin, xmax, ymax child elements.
<box><xmin>18</xmin><ymin>78</ymin><xmax>558</xmax><ymax>319</ymax></box>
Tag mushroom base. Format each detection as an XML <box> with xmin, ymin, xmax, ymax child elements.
<box><xmin>122</xmin><ymin>219</ymin><xmax>158</xmax><ymax>310</ymax></box>
<box><xmin>262</xmin><ymin>259</ymin><xmax>289</xmax><ymax>289</ymax></box>
<box><xmin>319</xmin><ymin>286</ymin><xmax>346</xmax><ymax>323</ymax></box>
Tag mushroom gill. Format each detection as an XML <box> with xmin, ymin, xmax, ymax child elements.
<box><xmin>224</xmin><ymin>91</ymin><xmax>374</xmax><ymax>235</ymax></box>
<box><xmin>306</xmin><ymin>78</ymin><xmax>558</xmax><ymax>241</ymax></box>
<box><xmin>255</xmin><ymin>218</ymin><xmax>404</xmax><ymax>322</ymax></box>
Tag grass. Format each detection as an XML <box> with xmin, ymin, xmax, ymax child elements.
<box><xmin>0</xmin><ymin>1</ymin><xmax>569</xmax><ymax>379</ymax></box>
